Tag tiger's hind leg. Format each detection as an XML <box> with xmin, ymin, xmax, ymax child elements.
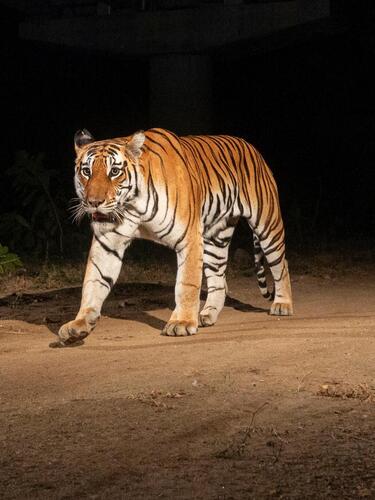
<box><xmin>199</xmin><ymin>225</ymin><xmax>236</xmax><ymax>327</ymax></box>
<box><xmin>251</xmin><ymin>224</ymin><xmax>293</xmax><ymax>316</ymax></box>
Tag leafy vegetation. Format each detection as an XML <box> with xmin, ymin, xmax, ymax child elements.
<box><xmin>0</xmin><ymin>151</ymin><xmax>91</xmax><ymax>262</ymax></box>
<box><xmin>0</xmin><ymin>244</ymin><xmax>22</xmax><ymax>274</ymax></box>
<box><xmin>0</xmin><ymin>151</ymin><xmax>64</xmax><ymax>260</ymax></box>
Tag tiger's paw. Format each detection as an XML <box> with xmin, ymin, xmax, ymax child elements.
<box><xmin>199</xmin><ymin>308</ymin><xmax>218</xmax><ymax>327</ymax></box>
<box><xmin>50</xmin><ymin>319</ymin><xmax>91</xmax><ymax>348</ymax></box>
<box><xmin>270</xmin><ymin>302</ymin><xmax>293</xmax><ymax>316</ymax></box>
<box><xmin>161</xmin><ymin>320</ymin><xmax>198</xmax><ymax>336</ymax></box>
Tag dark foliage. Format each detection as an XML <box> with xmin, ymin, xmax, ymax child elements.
<box><xmin>0</xmin><ymin>151</ymin><xmax>90</xmax><ymax>261</ymax></box>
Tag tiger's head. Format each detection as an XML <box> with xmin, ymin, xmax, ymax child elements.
<box><xmin>73</xmin><ymin>129</ymin><xmax>145</xmax><ymax>225</ymax></box>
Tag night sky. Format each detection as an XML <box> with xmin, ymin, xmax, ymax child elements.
<box><xmin>1</xmin><ymin>2</ymin><xmax>375</xmax><ymax>258</ymax></box>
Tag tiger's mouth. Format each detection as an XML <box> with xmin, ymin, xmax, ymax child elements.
<box><xmin>91</xmin><ymin>212</ymin><xmax>115</xmax><ymax>223</ymax></box>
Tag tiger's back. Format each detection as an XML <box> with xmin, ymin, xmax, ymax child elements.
<box><xmin>178</xmin><ymin>132</ymin><xmax>280</xmax><ymax>231</ymax></box>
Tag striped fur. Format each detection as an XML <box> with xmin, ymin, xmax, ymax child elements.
<box><xmin>57</xmin><ymin>128</ymin><xmax>293</xmax><ymax>346</ymax></box>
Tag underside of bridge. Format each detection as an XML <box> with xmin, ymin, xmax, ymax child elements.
<box><xmin>6</xmin><ymin>0</ymin><xmax>330</xmax><ymax>134</ymax></box>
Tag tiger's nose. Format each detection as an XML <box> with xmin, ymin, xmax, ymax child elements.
<box><xmin>87</xmin><ymin>197</ymin><xmax>105</xmax><ymax>208</ymax></box>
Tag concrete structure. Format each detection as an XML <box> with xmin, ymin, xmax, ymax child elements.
<box><xmin>14</xmin><ymin>0</ymin><xmax>330</xmax><ymax>134</ymax></box>
<box><xmin>149</xmin><ymin>54</ymin><xmax>212</xmax><ymax>133</ymax></box>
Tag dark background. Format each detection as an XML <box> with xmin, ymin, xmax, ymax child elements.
<box><xmin>1</xmin><ymin>1</ymin><xmax>374</xmax><ymax>262</ymax></box>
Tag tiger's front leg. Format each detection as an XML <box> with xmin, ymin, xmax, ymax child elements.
<box><xmin>52</xmin><ymin>232</ymin><xmax>130</xmax><ymax>347</ymax></box>
<box><xmin>162</xmin><ymin>236</ymin><xmax>203</xmax><ymax>336</ymax></box>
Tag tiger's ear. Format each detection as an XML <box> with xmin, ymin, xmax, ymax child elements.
<box><xmin>127</xmin><ymin>131</ymin><xmax>145</xmax><ymax>159</ymax></box>
<box><xmin>74</xmin><ymin>129</ymin><xmax>95</xmax><ymax>153</ymax></box>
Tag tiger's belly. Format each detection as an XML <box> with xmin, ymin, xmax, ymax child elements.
<box><xmin>136</xmin><ymin>225</ymin><xmax>173</xmax><ymax>247</ymax></box>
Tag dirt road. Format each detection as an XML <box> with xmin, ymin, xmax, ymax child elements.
<box><xmin>1</xmin><ymin>271</ymin><xmax>375</xmax><ymax>499</ymax></box>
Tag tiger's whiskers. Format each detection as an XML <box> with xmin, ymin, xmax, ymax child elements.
<box><xmin>69</xmin><ymin>199</ymin><xmax>87</xmax><ymax>224</ymax></box>
<box><xmin>113</xmin><ymin>206</ymin><xmax>124</xmax><ymax>223</ymax></box>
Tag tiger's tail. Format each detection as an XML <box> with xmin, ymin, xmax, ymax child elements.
<box><xmin>253</xmin><ymin>233</ymin><xmax>274</xmax><ymax>301</ymax></box>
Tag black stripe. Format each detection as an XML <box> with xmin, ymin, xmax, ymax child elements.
<box><xmin>91</xmin><ymin>260</ymin><xmax>114</xmax><ymax>290</ymax></box>
<box><xmin>94</xmin><ymin>235</ymin><xmax>122</xmax><ymax>260</ymax></box>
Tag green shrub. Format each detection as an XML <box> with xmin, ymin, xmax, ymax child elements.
<box><xmin>0</xmin><ymin>151</ymin><xmax>64</xmax><ymax>260</ymax></box>
<box><xmin>0</xmin><ymin>244</ymin><xmax>22</xmax><ymax>274</ymax></box>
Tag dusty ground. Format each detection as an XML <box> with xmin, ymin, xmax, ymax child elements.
<box><xmin>1</xmin><ymin>263</ymin><xmax>375</xmax><ymax>499</ymax></box>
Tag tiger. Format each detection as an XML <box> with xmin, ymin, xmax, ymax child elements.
<box><xmin>54</xmin><ymin>127</ymin><xmax>293</xmax><ymax>346</ymax></box>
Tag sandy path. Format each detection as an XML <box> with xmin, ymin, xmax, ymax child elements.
<box><xmin>1</xmin><ymin>273</ymin><xmax>375</xmax><ymax>499</ymax></box>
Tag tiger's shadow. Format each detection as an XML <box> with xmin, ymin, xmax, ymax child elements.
<box><xmin>0</xmin><ymin>282</ymin><xmax>268</xmax><ymax>338</ymax></box>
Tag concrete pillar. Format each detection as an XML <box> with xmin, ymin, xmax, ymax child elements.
<box><xmin>149</xmin><ymin>54</ymin><xmax>212</xmax><ymax>135</ymax></box>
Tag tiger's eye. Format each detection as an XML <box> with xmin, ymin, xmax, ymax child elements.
<box><xmin>81</xmin><ymin>167</ymin><xmax>91</xmax><ymax>177</ymax></box>
<box><xmin>110</xmin><ymin>167</ymin><xmax>121</xmax><ymax>177</ymax></box>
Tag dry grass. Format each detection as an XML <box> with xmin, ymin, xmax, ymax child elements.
<box><xmin>0</xmin><ymin>259</ymin><xmax>176</xmax><ymax>297</ymax></box>
<box><xmin>317</xmin><ymin>382</ymin><xmax>375</xmax><ymax>402</ymax></box>
<box><xmin>287</xmin><ymin>248</ymin><xmax>375</xmax><ymax>279</ymax></box>
<box><xmin>127</xmin><ymin>390</ymin><xmax>188</xmax><ymax>408</ymax></box>
<box><xmin>1</xmin><ymin>246</ymin><xmax>374</xmax><ymax>298</ymax></box>
<box><xmin>215</xmin><ymin>402</ymin><xmax>269</xmax><ymax>459</ymax></box>
<box><xmin>0</xmin><ymin>262</ymin><xmax>85</xmax><ymax>296</ymax></box>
